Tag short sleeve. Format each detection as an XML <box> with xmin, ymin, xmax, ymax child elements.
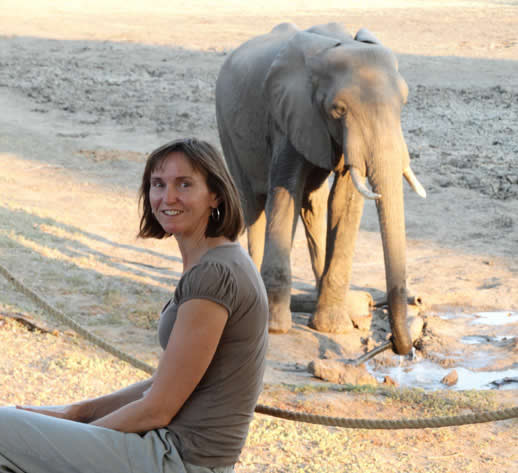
<box><xmin>175</xmin><ymin>262</ymin><xmax>237</xmax><ymax>316</ymax></box>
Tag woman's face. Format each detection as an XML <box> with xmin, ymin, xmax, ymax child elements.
<box><xmin>149</xmin><ymin>151</ymin><xmax>218</xmax><ymax>239</ymax></box>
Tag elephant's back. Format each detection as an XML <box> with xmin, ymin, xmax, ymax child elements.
<box><xmin>216</xmin><ymin>23</ymin><xmax>299</xmax><ymax>194</ymax></box>
<box><xmin>216</xmin><ymin>23</ymin><xmax>298</xmax><ymax>113</ymax></box>
<box><xmin>219</xmin><ymin>23</ymin><xmax>298</xmax><ymax>82</ymax></box>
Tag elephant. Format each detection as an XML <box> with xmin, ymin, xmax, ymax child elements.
<box><xmin>215</xmin><ymin>22</ymin><xmax>426</xmax><ymax>355</ymax></box>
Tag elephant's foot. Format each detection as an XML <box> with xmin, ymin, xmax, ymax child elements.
<box><xmin>309</xmin><ymin>290</ymin><xmax>373</xmax><ymax>333</ymax></box>
<box><xmin>309</xmin><ymin>305</ymin><xmax>354</xmax><ymax>333</ymax></box>
<box><xmin>267</xmin><ymin>287</ymin><xmax>292</xmax><ymax>333</ymax></box>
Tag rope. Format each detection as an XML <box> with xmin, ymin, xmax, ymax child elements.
<box><xmin>1</xmin><ymin>263</ymin><xmax>516</xmax><ymax>429</ymax></box>
<box><xmin>0</xmin><ymin>264</ymin><xmax>154</xmax><ymax>376</ymax></box>
<box><xmin>255</xmin><ymin>405</ymin><xmax>518</xmax><ymax>429</ymax></box>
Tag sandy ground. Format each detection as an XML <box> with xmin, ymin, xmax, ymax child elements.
<box><xmin>0</xmin><ymin>1</ymin><xmax>517</xmax><ymax>472</ymax></box>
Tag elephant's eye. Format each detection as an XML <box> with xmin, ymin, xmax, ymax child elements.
<box><xmin>330</xmin><ymin>103</ymin><xmax>346</xmax><ymax>119</ymax></box>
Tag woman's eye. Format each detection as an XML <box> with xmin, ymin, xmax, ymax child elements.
<box><xmin>179</xmin><ymin>181</ymin><xmax>191</xmax><ymax>189</ymax></box>
<box><xmin>151</xmin><ymin>181</ymin><xmax>163</xmax><ymax>188</ymax></box>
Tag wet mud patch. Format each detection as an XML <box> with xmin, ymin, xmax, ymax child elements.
<box><xmin>369</xmin><ymin>310</ymin><xmax>518</xmax><ymax>390</ymax></box>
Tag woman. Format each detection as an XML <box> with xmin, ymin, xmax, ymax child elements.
<box><xmin>0</xmin><ymin>138</ymin><xmax>269</xmax><ymax>473</ymax></box>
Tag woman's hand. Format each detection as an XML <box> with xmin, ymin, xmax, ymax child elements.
<box><xmin>15</xmin><ymin>377</ymin><xmax>155</xmax><ymax>425</ymax></box>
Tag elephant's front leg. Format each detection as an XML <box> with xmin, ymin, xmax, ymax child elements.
<box><xmin>300</xmin><ymin>174</ymin><xmax>329</xmax><ymax>286</ymax></box>
<box><xmin>310</xmin><ymin>169</ymin><xmax>366</xmax><ymax>333</ymax></box>
<box><xmin>262</xmin><ymin>151</ymin><xmax>307</xmax><ymax>333</ymax></box>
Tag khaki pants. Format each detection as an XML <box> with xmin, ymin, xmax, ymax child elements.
<box><xmin>0</xmin><ymin>408</ymin><xmax>234</xmax><ymax>473</ymax></box>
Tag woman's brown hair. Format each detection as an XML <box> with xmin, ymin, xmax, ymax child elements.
<box><xmin>137</xmin><ymin>138</ymin><xmax>244</xmax><ymax>241</ymax></box>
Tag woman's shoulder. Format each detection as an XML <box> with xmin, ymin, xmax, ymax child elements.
<box><xmin>177</xmin><ymin>243</ymin><xmax>265</xmax><ymax>307</ymax></box>
<box><xmin>204</xmin><ymin>243</ymin><xmax>262</xmax><ymax>282</ymax></box>
<box><xmin>180</xmin><ymin>255</ymin><xmax>237</xmax><ymax>289</ymax></box>
<box><xmin>175</xmin><ymin>251</ymin><xmax>239</xmax><ymax>310</ymax></box>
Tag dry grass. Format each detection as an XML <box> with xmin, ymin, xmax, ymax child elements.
<box><xmin>0</xmin><ymin>316</ymin><xmax>147</xmax><ymax>406</ymax></box>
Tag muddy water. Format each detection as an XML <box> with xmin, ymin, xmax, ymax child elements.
<box><xmin>368</xmin><ymin>311</ymin><xmax>518</xmax><ymax>391</ymax></box>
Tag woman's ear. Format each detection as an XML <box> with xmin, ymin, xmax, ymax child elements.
<box><xmin>210</xmin><ymin>193</ymin><xmax>221</xmax><ymax>209</ymax></box>
<box><xmin>264</xmin><ymin>31</ymin><xmax>340</xmax><ymax>171</ymax></box>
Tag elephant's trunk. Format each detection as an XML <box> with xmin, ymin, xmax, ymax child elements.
<box><xmin>368</xmin><ymin>150</ymin><xmax>412</xmax><ymax>356</ymax></box>
<box><xmin>375</xmin><ymin>177</ymin><xmax>412</xmax><ymax>355</ymax></box>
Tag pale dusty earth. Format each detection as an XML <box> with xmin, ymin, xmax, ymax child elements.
<box><xmin>0</xmin><ymin>1</ymin><xmax>517</xmax><ymax>472</ymax></box>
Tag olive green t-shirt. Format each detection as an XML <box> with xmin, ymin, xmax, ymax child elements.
<box><xmin>157</xmin><ymin>243</ymin><xmax>268</xmax><ymax>467</ymax></box>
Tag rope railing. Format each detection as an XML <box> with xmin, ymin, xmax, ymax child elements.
<box><xmin>254</xmin><ymin>404</ymin><xmax>518</xmax><ymax>429</ymax></box>
<box><xmin>1</xmin><ymin>263</ymin><xmax>516</xmax><ymax>429</ymax></box>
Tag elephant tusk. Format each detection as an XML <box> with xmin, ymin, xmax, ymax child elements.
<box><xmin>350</xmin><ymin>167</ymin><xmax>381</xmax><ymax>200</ymax></box>
<box><xmin>403</xmin><ymin>167</ymin><xmax>427</xmax><ymax>198</ymax></box>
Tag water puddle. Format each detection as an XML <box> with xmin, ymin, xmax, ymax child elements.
<box><xmin>462</xmin><ymin>335</ymin><xmax>514</xmax><ymax>345</ymax></box>
<box><xmin>439</xmin><ymin>311</ymin><xmax>518</xmax><ymax>325</ymax></box>
<box><xmin>368</xmin><ymin>311</ymin><xmax>518</xmax><ymax>391</ymax></box>
<box><xmin>369</xmin><ymin>359</ymin><xmax>518</xmax><ymax>391</ymax></box>
<box><xmin>469</xmin><ymin>311</ymin><xmax>518</xmax><ymax>326</ymax></box>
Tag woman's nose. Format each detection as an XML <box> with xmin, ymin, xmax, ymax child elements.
<box><xmin>164</xmin><ymin>184</ymin><xmax>178</xmax><ymax>204</ymax></box>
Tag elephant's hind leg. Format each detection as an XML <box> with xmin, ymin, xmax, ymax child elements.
<box><xmin>262</xmin><ymin>143</ymin><xmax>309</xmax><ymax>333</ymax></box>
<box><xmin>245</xmin><ymin>196</ymin><xmax>267</xmax><ymax>270</ymax></box>
<box><xmin>262</xmin><ymin>186</ymin><xmax>297</xmax><ymax>333</ymax></box>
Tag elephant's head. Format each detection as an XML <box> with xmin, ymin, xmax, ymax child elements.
<box><xmin>264</xmin><ymin>27</ymin><xmax>425</xmax><ymax>355</ymax></box>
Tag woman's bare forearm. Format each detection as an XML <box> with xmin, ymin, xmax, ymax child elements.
<box><xmin>15</xmin><ymin>377</ymin><xmax>154</xmax><ymax>423</ymax></box>
<box><xmin>75</xmin><ymin>377</ymin><xmax>154</xmax><ymax>422</ymax></box>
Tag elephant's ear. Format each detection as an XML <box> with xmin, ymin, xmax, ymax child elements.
<box><xmin>264</xmin><ymin>31</ymin><xmax>340</xmax><ymax>171</ymax></box>
<box><xmin>354</xmin><ymin>28</ymin><xmax>382</xmax><ymax>45</ymax></box>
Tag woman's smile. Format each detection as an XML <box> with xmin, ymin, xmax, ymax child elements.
<box><xmin>162</xmin><ymin>209</ymin><xmax>183</xmax><ymax>216</ymax></box>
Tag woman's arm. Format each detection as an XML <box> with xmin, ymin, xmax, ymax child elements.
<box><xmin>91</xmin><ymin>298</ymin><xmax>228</xmax><ymax>432</ymax></box>
<box><xmin>17</xmin><ymin>377</ymin><xmax>154</xmax><ymax>423</ymax></box>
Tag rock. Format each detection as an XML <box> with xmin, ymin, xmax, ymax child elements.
<box><xmin>348</xmin><ymin>291</ymin><xmax>373</xmax><ymax>330</ymax></box>
<box><xmin>441</xmin><ymin>369</ymin><xmax>458</xmax><ymax>386</ymax></box>
<box><xmin>308</xmin><ymin>359</ymin><xmax>378</xmax><ymax>386</ymax></box>
<box><xmin>489</xmin><ymin>377</ymin><xmax>518</xmax><ymax>388</ymax></box>
<box><xmin>350</xmin><ymin>313</ymin><xmax>372</xmax><ymax>331</ymax></box>
<box><xmin>408</xmin><ymin>315</ymin><xmax>425</xmax><ymax>342</ymax></box>
<box><xmin>383</xmin><ymin>376</ymin><xmax>398</xmax><ymax>387</ymax></box>
<box><xmin>407</xmin><ymin>305</ymin><xmax>421</xmax><ymax>317</ymax></box>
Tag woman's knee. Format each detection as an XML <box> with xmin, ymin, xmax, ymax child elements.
<box><xmin>0</xmin><ymin>406</ymin><xmax>19</xmax><ymax>425</ymax></box>
<box><xmin>0</xmin><ymin>407</ymin><xmax>29</xmax><ymax>451</ymax></box>
<box><xmin>0</xmin><ymin>408</ymin><xmax>50</xmax><ymax>442</ymax></box>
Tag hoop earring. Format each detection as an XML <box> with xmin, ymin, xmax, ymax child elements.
<box><xmin>211</xmin><ymin>207</ymin><xmax>221</xmax><ymax>223</ymax></box>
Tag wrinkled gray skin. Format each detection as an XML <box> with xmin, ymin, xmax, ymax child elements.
<box><xmin>216</xmin><ymin>22</ymin><xmax>425</xmax><ymax>355</ymax></box>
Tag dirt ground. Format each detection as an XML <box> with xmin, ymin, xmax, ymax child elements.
<box><xmin>0</xmin><ymin>1</ymin><xmax>517</xmax><ymax>472</ymax></box>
